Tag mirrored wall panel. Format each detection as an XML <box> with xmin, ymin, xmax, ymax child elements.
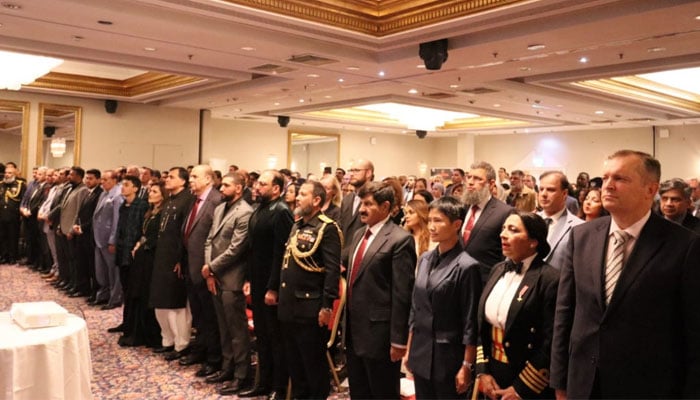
<box><xmin>37</xmin><ymin>104</ymin><xmax>82</xmax><ymax>168</ymax></box>
<box><xmin>288</xmin><ymin>131</ymin><xmax>339</xmax><ymax>178</ymax></box>
<box><xmin>0</xmin><ymin>100</ymin><xmax>30</xmax><ymax>176</ymax></box>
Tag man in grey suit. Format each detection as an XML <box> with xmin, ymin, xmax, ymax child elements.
<box><xmin>344</xmin><ymin>181</ymin><xmax>416</xmax><ymax>399</ymax></box>
<box><xmin>59</xmin><ymin>167</ymin><xmax>89</xmax><ymax>297</ymax></box>
<box><xmin>180</xmin><ymin>164</ymin><xmax>223</xmax><ymax>376</ymax></box>
<box><xmin>537</xmin><ymin>171</ymin><xmax>583</xmax><ymax>270</ymax></box>
<box><xmin>92</xmin><ymin>170</ymin><xmax>123</xmax><ymax>307</ymax></box>
<box><xmin>551</xmin><ymin>150</ymin><xmax>700</xmax><ymax>398</ymax></box>
<box><xmin>201</xmin><ymin>172</ymin><xmax>254</xmax><ymax>395</ymax></box>
<box><xmin>339</xmin><ymin>159</ymin><xmax>373</xmax><ymax>261</ymax></box>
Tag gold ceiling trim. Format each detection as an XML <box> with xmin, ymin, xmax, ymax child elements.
<box><xmin>442</xmin><ymin>116</ymin><xmax>530</xmax><ymax>129</ymax></box>
<box><xmin>571</xmin><ymin>78</ymin><xmax>700</xmax><ymax>114</ymax></box>
<box><xmin>26</xmin><ymin>72</ymin><xmax>204</xmax><ymax>98</ymax></box>
<box><xmin>224</xmin><ymin>0</ymin><xmax>524</xmax><ymax>36</ymax></box>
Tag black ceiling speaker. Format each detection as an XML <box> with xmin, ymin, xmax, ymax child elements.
<box><xmin>419</xmin><ymin>38</ymin><xmax>449</xmax><ymax>70</ymax></box>
<box><xmin>278</xmin><ymin>115</ymin><xmax>290</xmax><ymax>128</ymax></box>
<box><xmin>44</xmin><ymin>126</ymin><xmax>56</xmax><ymax>137</ymax></box>
<box><xmin>416</xmin><ymin>130</ymin><xmax>427</xmax><ymax>139</ymax></box>
<box><xmin>105</xmin><ymin>99</ymin><xmax>118</xmax><ymax>114</ymax></box>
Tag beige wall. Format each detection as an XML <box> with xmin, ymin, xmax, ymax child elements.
<box><xmin>2</xmin><ymin>90</ymin><xmax>699</xmax><ymax>181</ymax></box>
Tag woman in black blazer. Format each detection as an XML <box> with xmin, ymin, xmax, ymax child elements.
<box><xmin>476</xmin><ymin>211</ymin><xmax>559</xmax><ymax>400</ymax></box>
<box><xmin>406</xmin><ymin>196</ymin><xmax>483</xmax><ymax>399</ymax></box>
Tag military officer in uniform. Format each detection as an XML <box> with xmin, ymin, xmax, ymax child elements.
<box><xmin>278</xmin><ymin>180</ymin><xmax>341</xmax><ymax>399</ymax></box>
<box><xmin>0</xmin><ymin>165</ymin><xmax>26</xmax><ymax>264</ymax></box>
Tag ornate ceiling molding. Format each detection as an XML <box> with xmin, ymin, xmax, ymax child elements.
<box><xmin>223</xmin><ymin>0</ymin><xmax>524</xmax><ymax>36</ymax></box>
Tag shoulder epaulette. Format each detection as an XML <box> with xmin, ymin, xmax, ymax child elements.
<box><xmin>318</xmin><ymin>214</ymin><xmax>334</xmax><ymax>224</ymax></box>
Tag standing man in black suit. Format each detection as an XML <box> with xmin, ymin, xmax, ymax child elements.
<box><xmin>339</xmin><ymin>159</ymin><xmax>373</xmax><ymax>261</ymax></box>
<box><xmin>72</xmin><ymin>169</ymin><xmax>103</xmax><ymax>300</ymax></box>
<box><xmin>344</xmin><ymin>181</ymin><xmax>416</xmax><ymax>399</ymax></box>
<box><xmin>461</xmin><ymin>161</ymin><xmax>513</xmax><ymax>283</ymax></box>
<box><xmin>179</xmin><ymin>165</ymin><xmax>224</xmax><ymax>378</ymax></box>
<box><xmin>278</xmin><ymin>180</ymin><xmax>341</xmax><ymax>399</ymax></box>
<box><xmin>658</xmin><ymin>177</ymin><xmax>700</xmax><ymax>234</ymax></box>
<box><xmin>238</xmin><ymin>170</ymin><xmax>294</xmax><ymax>400</ymax></box>
<box><xmin>201</xmin><ymin>172</ymin><xmax>254</xmax><ymax>395</ymax></box>
<box><xmin>59</xmin><ymin>167</ymin><xmax>89</xmax><ymax>296</ymax></box>
<box><xmin>551</xmin><ymin>150</ymin><xmax>700</xmax><ymax>398</ymax></box>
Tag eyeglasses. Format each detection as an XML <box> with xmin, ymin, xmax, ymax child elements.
<box><xmin>349</xmin><ymin>168</ymin><xmax>368</xmax><ymax>173</ymax></box>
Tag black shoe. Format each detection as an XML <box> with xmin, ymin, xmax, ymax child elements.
<box><xmin>179</xmin><ymin>353</ymin><xmax>205</xmax><ymax>366</ymax></box>
<box><xmin>218</xmin><ymin>377</ymin><xmax>246</xmax><ymax>395</ymax></box>
<box><xmin>152</xmin><ymin>345</ymin><xmax>175</xmax><ymax>354</ymax></box>
<box><xmin>163</xmin><ymin>348</ymin><xmax>189</xmax><ymax>361</ymax></box>
<box><xmin>107</xmin><ymin>324</ymin><xmax>124</xmax><ymax>333</ymax></box>
<box><xmin>118</xmin><ymin>335</ymin><xmax>143</xmax><ymax>347</ymax></box>
<box><xmin>68</xmin><ymin>290</ymin><xmax>88</xmax><ymax>298</ymax></box>
<box><xmin>89</xmin><ymin>298</ymin><xmax>108</xmax><ymax>306</ymax></box>
<box><xmin>86</xmin><ymin>295</ymin><xmax>96</xmax><ymax>303</ymax></box>
<box><xmin>238</xmin><ymin>385</ymin><xmax>270</xmax><ymax>398</ymax></box>
<box><xmin>197</xmin><ymin>364</ymin><xmax>222</xmax><ymax>378</ymax></box>
<box><xmin>101</xmin><ymin>303</ymin><xmax>121</xmax><ymax>311</ymax></box>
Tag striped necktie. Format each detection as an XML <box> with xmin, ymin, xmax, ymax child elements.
<box><xmin>605</xmin><ymin>230</ymin><xmax>630</xmax><ymax>304</ymax></box>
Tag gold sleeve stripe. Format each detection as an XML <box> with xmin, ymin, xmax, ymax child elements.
<box><xmin>476</xmin><ymin>346</ymin><xmax>487</xmax><ymax>364</ymax></box>
<box><xmin>518</xmin><ymin>362</ymin><xmax>548</xmax><ymax>393</ymax></box>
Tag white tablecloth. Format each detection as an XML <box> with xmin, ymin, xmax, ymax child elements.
<box><xmin>0</xmin><ymin>312</ymin><xmax>92</xmax><ymax>399</ymax></box>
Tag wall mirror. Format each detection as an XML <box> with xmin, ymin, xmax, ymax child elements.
<box><xmin>37</xmin><ymin>103</ymin><xmax>82</xmax><ymax>168</ymax></box>
<box><xmin>288</xmin><ymin>131</ymin><xmax>340</xmax><ymax>178</ymax></box>
<box><xmin>0</xmin><ymin>100</ymin><xmax>30</xmax><ymax>176</ymax></box>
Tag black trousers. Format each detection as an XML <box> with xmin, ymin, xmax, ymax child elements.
<box><xmin>251</xmin><ymin>294</ymin><xmax>288</xmax><ymax>393</ymax></box>
<box><xmin>22</xmin><ymin>215</ymin><xmax>41</xmax><ymax>266</ymax></box>
<box><xmin>345</xmin><ymin>325</ymin><xmax>401</xmax><ymax>399</ymax></box>
<box><xmin>281</xmin><ymin>321</ymin><xmax>330</xmax><ymax>399</ymax></box>
<box><xmin>0</xmin><ymin>216</ymin><xmax>20</xmax><ymax>261</ymax></box>
<box><xmin>186</xmin><ymin>278</ymin><xmax>222</xmax><ymax>365</ymax></box>
<box><xmin>55</xmin><ymin>232</ymin><xmax>70</xmax><ymax>280</ymax></box>
<box><xmin>73</xmin><ymin>231</ymin><xmax>94</xmax><ymax>293</ymax></box>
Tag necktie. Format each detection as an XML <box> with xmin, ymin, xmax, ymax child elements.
<box><xmin>349</xmin><ymin>229</ymin><xmax>372</xmax><ymax>298</ymax></box>
<box><xmin>605</xmin><ymin>230</ymin><xmax>630</xmax><ymax>304</ymax></box>
<box><xmin>184</xmin><ymin>198</ymin><xmax>202</xmax><ymax>243</ymax></box>
<box><xmin>503</xmin><ymin>259</ymin><xmax>523</xmax><ymax>274</ymax></box>
<box><xmin>545</xmin><ymin>217</ymin><xmax>553</xmax><ymax>241</ymax></box>
<box><xmin>462</xmin><ymin>205</ymin><xmax>479</xmax><ymax>244</ymax></box>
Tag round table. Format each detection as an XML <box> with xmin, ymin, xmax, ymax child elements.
<box><xmin>0</xmin><ymin>312</ymin><xmax>93</xmax><ymax>399</ymax></box>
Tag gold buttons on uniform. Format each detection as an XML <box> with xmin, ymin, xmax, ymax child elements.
<box><xmin>504</xmin><ymin>342</ymin><xmax>510</xmax><ymax>348</ymax></box>
<box><xmin>281</xmin><ymin>282</ymin><xmax>286</xmax><ymax>288</ymax></box>
<box><xmin>305</xmin><ymin>293</ymin><xmax>310</xmax><ymax>298</ymax></box>
<box><xmin>530</xmin><ymin>327</ymin><xmax>536</xmax><ymax>333</ymax></box>
<box><xmin>527</xmin><ymin>343</ymin><xmax>533</xmax><ymax>349</ymax></box>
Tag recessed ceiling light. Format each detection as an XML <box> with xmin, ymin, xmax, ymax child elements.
<box><xmin>527</xmin><ymin>44</ymin><xmax>546</xmax><ymax>51</ymax></box>
<box><xmin>324</xmin><ymin>95</ymin><xmax>332</xmax><ymax>99</ymax></box>
<box><xmin>647</xmin><ymin>47</ymin><xmax>666</xmax><ymax>53</ymax></box>
<box><xmin>307</xmin><ymin>73</ymin><xmax>319</xmax><ymax>78</ymax></box>
<box><xmin>595</xmin><ymin>110</ymin><xmax>604</xmax><ymax>114</ymax></box>
<box><xmin>273</xmin><ymin>102</ymin><xmax>280</xmax><ymax>106</ymax></box>
<box><xmin>97</xmin><ymin>20</ymin><xmax>113</xmax><ymax>25</ymax></box>
<box><xmin>519</xmin><ymin>67</ymin><xmax>532</xmax><ymax>72</ymax></box>
<box><xmin>299</xmin><ymin>99</ymin><xmax>305</xmax><ymax>103</ymax></box>
<box><xmin>493</xmin><ymin>104</ymin><xmax>501</xmax><ymax>107</ymax></box>
<box><xmin>695</xmin><ymin>15</ymin><xmax>700</xmax><ymax>20</ymax></box>
<box><xmin>408</xmin><ymin>89</ymin><xmax>418</xmax><ymax>94</ymax></box>
<box><xmin>378</xmin><ymin>70</ymin><xmax>385</xmax><ymax>77</ymax></box>
<box><xmin>240</xmin><ymin>46</ymin><xmax>255</xmax><ymax>51</ymax></box>
<box><xmin>346</xmin><ymin>66</ymin><xmax>360</xmax><ymax>71</ymax></box>
<box><xmin>556</xmin><ymin>104</ymin><xmax>563</xmax><ymax>107</ymax></box>
<box><xmin>579</xmin><ymin>56</ymin><xmax>589</xmax><ymax>63</ymax></box>
<box><xmin>337</xmin><ymin>78</ymin><xmax>344</xmax><ymax>83</ymax></box>
<box><xmin>416</xmin><ymin>64</ymin><xmax>425</xmax><ymax>69</ymax></box>
<box><xmin>449</xmin><ymin>84</ymin><xmax>459</xmax><ymax>89</ymax></box>
<box><xmin>143</xmin><ymin>47</ymin><xmax>157</xmax><ymax>52</ymax></box>
<box><xmin>2</xmin><ymin>3</ymin><xmax>21</xmax><ymax>10</ymax></box>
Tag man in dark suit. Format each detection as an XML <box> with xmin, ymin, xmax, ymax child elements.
<box><xmin>72</xmin><ymin>169</ymin><xmax>103</xmax><ymax>300</ymax></box>
<box><xmin>278</xmin><ymin>180</ymin><xmax>341</xmax><ymax>399</ymax></box>
<box><xmin>658</xmin><ymin>177</ymin><xmax>700</xmax><ymax>234</ymax></box>
<box><xmin>58</xmin><ymin>167</ymin><xmax>89</xmax><ymax>295</ymax></box>
<box><xmin>461</xmin><ymin>161</ymin><xmax>513</xmax><ymax>283</ymax></box>
<box><xmin>201</xmin><ymin>172</ymin><xmax>254</xmax><ymax>395</ymax></box>
<box><xmin>238</xmin><ymin>170</ymin><xmax>294</xmax><ymax>400</ymax></box>
<box><xmin>344</xmin><ymin>181</ymin><xmax>416</xmax><ymax>399</ymax></box>
<box><xmin>551</xmin><ymin>150</ymin><xmax>700</xmax><ymax>398</ymax></box>
<box><xmin>180</xmin><ymin>164</ymin><xmax>223</xmax><ymax>377</ymax></box>
<box><xmin>339</xmin><ymin>159</ymin><xmax>373</xmax><ymax>261</ymax></box>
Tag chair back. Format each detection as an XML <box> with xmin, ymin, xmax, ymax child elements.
<box><xmin>326</xmin><ymin>276</ymin><xmax>347</xmax><ymax>348</ymax></box>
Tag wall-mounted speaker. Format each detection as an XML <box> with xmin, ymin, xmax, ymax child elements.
<box><xmin>44</xmin><ymin>126</ymin><xmax>56</xmax><ymax>137</ymax></box>
<box><xmin>105</xmin><ymin>99</ymin><xmax>118</xmax><ymax>114</ymax></box>
<box><xmin>278</xmin><ymin>115</ymin><xmax>290</xmax><ymax>127</ymax></box>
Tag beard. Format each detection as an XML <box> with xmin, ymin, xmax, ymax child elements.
<box><xmin>294</xmin><ymin>204</ymin><xmax>313</xmax><ymax>218</ymax></box>
<box><xmin>462</xmin><ymin>185</ymin><xmax>490</xmax><ymax>206</ymax></box>
<box><xmin>3</xmin><ymin>176</ymin><xmax>15</xmax><ymax>184</ymax></box>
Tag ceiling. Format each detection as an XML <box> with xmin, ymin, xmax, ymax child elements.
<box><xmin>1</xmin><ymin>0</ymin><xmax>700</xmax><ymax>136</ymax></box>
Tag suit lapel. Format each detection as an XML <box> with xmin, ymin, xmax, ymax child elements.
<box><xmin>589</xmin><ymin>219</ymin><xmax>610</xmax><ymax>313</ymax></box>
<box><xmin>505</xmin><ymin>261</ymin><xmax>543</xmax><ymax>333</ymax></box>
<box><xmin>548</xmin><ymin>211</ymin><xmax>570</xmax><ymax>250</ymax></box>
<box><xmin>605</xmin><ymin>215</ymin><xmax>663</xmax><ymax>316</ymax></box>
<box><xmin>468</xmin><ymin>198</ymin><xmax>495</xmax><ymax>239</ymax></box>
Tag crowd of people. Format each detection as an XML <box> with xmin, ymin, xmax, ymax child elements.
<box><xmin>0</xmin><ymin>149</ymin><xmax>699</xmax><ymax>399</ymax></box>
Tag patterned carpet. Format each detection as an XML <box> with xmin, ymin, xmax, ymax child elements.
<box><xmin>0</xmin><ymin>262</ymin><xmax>351</xmax><ymax>399</ymax></box>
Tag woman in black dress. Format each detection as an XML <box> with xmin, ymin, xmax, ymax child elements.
<box><xmin>118</xmin><ymin>182</ymin><xmax>166</xmax><ymax>347</ymax></box>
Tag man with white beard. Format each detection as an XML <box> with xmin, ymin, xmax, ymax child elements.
<box><xmin>460</xmin><ymin>161</ymin><xmax>513</xmax><ymax>283</ymax></box>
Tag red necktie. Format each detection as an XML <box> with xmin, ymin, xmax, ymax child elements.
<box><xmin>349</xmin><ymin>229</ymin><xmax>372</xmax><ymax>298</ymax></box>
<box><xmin>184</xmin><ymin>198</ymin><xmax>201</xmax><ymax>244</ymax></box>
<box><xmin>462</xmin><ymin>205</ymin><xmax>479</xmax><ymax>244</ymax></box>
